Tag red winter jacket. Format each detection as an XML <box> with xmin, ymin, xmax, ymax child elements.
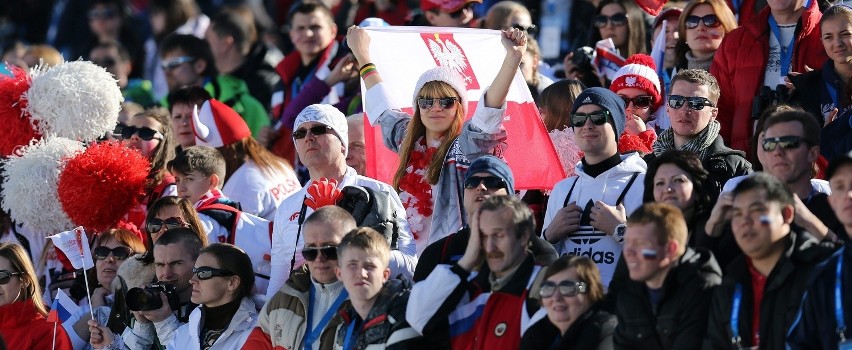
<box><xmin>0</xmin><ymin>299</ymin><xmax>73</xmax><ymax>350</ymax></box>
<box><xmin>710</xmin><ymin>2</ymin><xmax>826</xmax><ymax>160</ymax></box>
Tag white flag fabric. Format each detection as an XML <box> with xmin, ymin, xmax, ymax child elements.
<box><xmin>649</xmin><ymin>19</ymin><xmax>671</xmax><ymax>130</ymax></box>
<box><xmin>359</xmin><ymin>26</ymin><xmax>565</xmax><ymax>190</ymax></box>
<box><xmin>594</xmin><ymin>38</ymin><xmax>626</xmax><ymax>81</ymax></box>
<box><xmin>47</xmin><ymin>227</ymin><xmax>94</xmax><ymax>270</ymax></box>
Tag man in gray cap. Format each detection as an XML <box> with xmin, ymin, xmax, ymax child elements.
<box><xmin>541</xmin><ymin>87</ymin><xmax>647</xmax><ymax>288</ymax></box>
<box><xmin>267</xmin><ymin>104</ymin><xmax>417</xmax><ymax>299</ymax></box>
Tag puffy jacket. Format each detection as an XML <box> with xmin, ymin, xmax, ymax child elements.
<box><xmin>241</xmin><ymin>266</ymin><xmax>343</xmax><ymax>350</ymax></box>
<box><xmin>167</xmin><ymin>297</ymin><xmax>257</xmax><ymax>349</ymax></box>
<box><xmin>542</xmin><ymin>153</ymin><xmax>647</xmax><ymax>287</ymax></box>
<box><xmin>703</xmin><ymin>229</ymin><xmax>836</xmax><ymax>349</ymax></box>
<box><xmin>0</xmin><ymin>299</ymin><xmax>73</xmax><ymax>350</ymax></box>
<box><xmin>325</xmin><ymin>279</ymin><xmax>425</xmax><ymax>350</ymax></box>
<box><xmin>710</xmin><ymin>2</ymin><xmax>826</xmax><ymax>158</ymax></box>
<box><xmin>612</xmin><ymin>247</ymin><xmax>722</xmax><ymax>349</ymax></box>
<box><xmin>520</xmin><ymin>307</ymin><xmax>616</xmax><ymax>350</ymax></box>
<box><xmin>788</xmin><ymin>245</ymin><xmax>852</xmax><ymax>349</ymax></box>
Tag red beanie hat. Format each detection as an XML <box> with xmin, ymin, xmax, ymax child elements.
<box><xmin>609</xmin><ymin>54</ymin><xmax>663</xmax><ymax>110</ymax></box>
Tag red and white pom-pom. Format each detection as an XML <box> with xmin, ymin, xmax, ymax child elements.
<box><xmin>26</xmin><ymin>61</ymin><xmax>123</xmax><ymax>141</ymax></box>
<box><xmin>58</xmin><ymin>140</ymin><xmax>150</xmax><ymax>233</ymax></box>
<box><xmin>0</xmin><ymin>64</ymin><xmax>40</xmax><ymax>157</ymax></box>
<box><xmin>624</xmin><ymin>53</ymin><xmax>657</xmax><ymax>71</ymax></box>
<box><xmin>1</xmin><ymin>137</ymin><xmax>84</xmax><ymax>234</ymax></box>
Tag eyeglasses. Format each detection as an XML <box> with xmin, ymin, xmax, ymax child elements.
<box><xmin>762</xmin><ymin>135</ymin><xmax>808</xmax><ymax>152</ymax></box>
<box><xmin>160</xmin><ymin>56</ymin><xmax>195</xmax><ymax>70</ymax></box>
<box><xmin>93</xmin><ymin>246</ymin><xmax>134</xmax><ymax>261</ymax></box>
<box><xmin>667</xmin><ymin>95</ymin><xmax>714</xmax><ymax>110</ymax></box>
<box><xmin>192</xmin><ymin>266</ymin><xmax>236</xmax><ymax>280</ymax></box>
<box><xmin>593</xmin><ymin>13</ymin><xmax>628</xmax><ymax>28</ymax></box>
<box><xmin>112</xmin><ymin>122</ymin><xmax>127</xmax><ymax>136</ymax></box>
<box><xmin>539</xmin><ymin>279</ymin><xmax>588</xmax><ymax>298</ymax></box>
<box><xmin>121</xmin><ymin>126</ymin><xmax>163</xmax><ymax>141</ymax></box>
<box><xmin>0</xmin><ymin>270</ymin><xmax>22</xmax><ymax>285</ymax></box>
<box><xmin>463</xmin><ymin>176</ymin><xmax>507</xmax><ymax>190</ymax></box>
<box><xmin>88</xmin><ymin>8</ymin><xmax>118</xmax><ymax>20</ymax></box>
<box><xmin>417</xmin><ymin>97</ymin><xmax>458</xmax><ymax>110</ymax></box>
<box><xmin>511</xmin><ymin>23</ymin><xmax>538</xmax><ymax>36</ymax></box>
<box><xmin>685</xmin><ymin>14</ymin><xmax>722</xmax><ymax>29</ymax></box>
<box><xmin>146</xmin><ymin>217</ymin><xmax>187</xmax><ymax>234</ymax></box>
<box><xmin>293</xmin><ymin>125</ymin><xmax>333</xmax><ymax>139</ymax></box>
<box><xmin>302</xmin><ymin>245</ymin><xmax>338</xmax><ymax>261</ymax></box>
<box><xmin>93</xmin><ymin>57</ymin><xmax>117</xmax><ymax>68</ymax></box>
<box><xmin>570</xmin><ymin>110</ymin><xmax>612</xmax><ymax>128</ymax></box>
<box><xmin>620</xmin><ymin>95</ymin><xmax>654</xmax><ymax>109</ymax></box>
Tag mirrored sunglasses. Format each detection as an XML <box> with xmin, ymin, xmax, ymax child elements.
<box><xmin>192</xmin><ymin>266</ymin><xmax>236</xmax><ymax>280</ymax></box>
<box><xmin>685</xmin><ymin>14</ymin><xmax>721</xmax><ymax>29</ymax></box>
<box><xmin>463</xmin><ymin>176</ymin><xmax>507</xmax><ymax>190</ymax></box>
<box><xmin>762</xmin><ymin>135</ymin><xmax>807</xmax><ymax>152</ymax></box>
<box><xmin>0</xmin><ymin>270</ymin><xmax>22</xmax><ymax>285</ymax></box>
<box><xmin>539</xmin><ymin>280</ymin><xmax>588</xmax><ymax>298</ymax></box>
<box><xmin>146</xmin><ymin>217</ymin><xmax>187</xmax><ymax>234</ymax></box>
<box><xmin>293</xmin><ymin>125</ymin><xmax>333</xmax><ymax>139</ymax></box>
<box><xmin>160</xmin><ymin>56</ymin><xmax>195</xmax><ymax>70</ymax></box>
<box><xmin>570</xmin><ymin>110</ymin><xmax>612</xmax><ymax>128</ymax></box>
<box><xmin>121</xmin><ymin>126</ymin><xmax>162</xmax><ymax>141</ymax></box>
<box><xmin>93</xmin><ymin>246</ymin><xmax>134</xmax><ymax>261</ymax></box>
<box><xmin>667</xmin><ymin>95</ymin><xmax>714</xmax><ymax>110</ymax></box>
<box><xmin>417</xmin><ymin>97</ymin><xmax>458</xmax><ymax>110</ymax></box>
<box><xmin>593</xmin><ymin>13</ymin><xmax>628</xmax><ymax>28</ymax></box>
<box><xmin>302</xmin><ymin>246</ymin><xmax>338</xmax><ymax>261</ymax></box>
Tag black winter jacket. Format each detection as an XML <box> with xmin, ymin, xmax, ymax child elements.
<box><xmin>521</xmin><ymin>307</ymin><xmax>616</xmax><ymax>350</ymax></box>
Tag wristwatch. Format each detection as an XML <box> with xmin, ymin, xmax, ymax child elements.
<box><xmin>614</xmin><ymin>223</ymin><xmax>627</xmax><ymax>242</ymax></box>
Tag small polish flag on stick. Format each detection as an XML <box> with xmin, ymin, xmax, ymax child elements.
<box><xmin>47</xmin><ymin>227</ymin><xmax>95</xmax><ymax>320</ymax></box>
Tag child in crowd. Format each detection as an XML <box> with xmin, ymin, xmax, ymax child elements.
<box><xmin>324</xmin><ymin>228</ymin><xmax>424</xmax><ymax>349</ymax></box>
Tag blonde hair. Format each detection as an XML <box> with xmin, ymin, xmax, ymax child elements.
<box><xmin>337</xmin><ymin>227</ymin><xmax>390</xmax><ymax>266</ymax></box>
<box><xmin>484</xmin><ymin>1</ymin><xmax>531</xmax><ymax>30</ymax></box>
<box><xmin>393</xmin><ymin>81</ymin><xmax>464</xmax><ymax>189</ymax></box>
<box><xmin>0</xmin><ymin>243</ymin><xmax>47</xmax><ymax>316</ymax></box>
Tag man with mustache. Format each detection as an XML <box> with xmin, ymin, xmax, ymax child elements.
<box><xmin>407</xmin><ymin>195</ymin><xmax>547</xmax><ymax>350</ymax></box>
<box><xmin>651</xmin><ymin>69</ymin><xmax>751</xmax><ymax>196</ymax></box>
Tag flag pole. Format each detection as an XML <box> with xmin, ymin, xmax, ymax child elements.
<box><xmin>52</xmin><ymin>321</ymin><xmax>57</xmax><ymax>350</ymax></box>
<box><xmin>75</xmin><ymin>227</ymin><xmax>96</xmax><ymax>320</ymax></box>
<box><xmin>81</xmin><ymin>264</ymin><xmax>95</xmax><ymax>320</ymax></box>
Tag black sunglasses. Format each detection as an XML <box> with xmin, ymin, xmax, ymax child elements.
<box><xmin>293</xmin><ymin>125</ymin><xmax>333</xmax><ymax>139</ymax></box>
<box><xmin>762</xmin><ymin>135</ymin><xmax>809</xmax><ymax>152</ymax></box>
<box><xmin>121</xmin><ymin>126</ymin><xmax>162</xmax><ymax>141</ymax></box>
<box><xmin>302</xmin><ymin>245</ymin><xmax>338</xmax><ymax>261</ymax></box>
<box><xmin>511</xmin><ymin>23</ymin><xmax>538</xmax><ymax>36</ymax></box>
<box><xmin>570</xmin><ymin>110</ymin><xmax>612</xmax><ymax>128</ymax></box>
<box><xmin>146</xmin><ymin>217</ymin><xmax>186</xmax><ymax>234</ymax></box>
<box><xmin>94</xmin><ymin>246</ymin><xmax>134</xmax><ymax>261</ymax></box>
<box><xmin>112</xmin><ymin>122</ymin><xmax>127</xmax><ymax>136</ymax></box>
<box><xmin>93</xmin><ymin>57</ymin><xmax>118</xmax><ymax>68</ymax></box>
<box><xmin>192</xmin><ymin>266</ymin><xmax>236</xmax><ymax>280</ymax></box>
<box><xmin>593</xmin><ymin>13</ymin><xmax>628</xmax><ymax>28</ymax></box>
<box><xmin>685</xmin><ymin>14</ymin><xmax>722</xmax><ymax>29</ymax></box>
<box><xmin>539</xmin><ymin>280</ymin><xmax>588</xmax><ymax>298</ymax></box>
<box><xmin>417</xmin><ymin>97</ymin><xmax>458</xmax><ymax>110</ymax></box>
<box><xmin>667</xmin><ymin>95</ymin><xmax>714</xmax><ymax>110</ymax></box>
<box><xmin>620</xmin><ymin>95</ymin><xmax>654</xmax><ymax>109</ymax></box>
<box><xmin>0</xmin><ymin>270</ymin><xmax>22</xmax><ymax>285</ymax></box>
<box><xmin>463</xmin><ymin>176</ymin><xmax>507</xmax><ymax>190</ymax></box>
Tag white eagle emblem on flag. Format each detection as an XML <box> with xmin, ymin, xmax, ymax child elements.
<box><xmin>427</xmin><ymin>36</ymin><xmax>471</xmax><ymax>83</ymax></box>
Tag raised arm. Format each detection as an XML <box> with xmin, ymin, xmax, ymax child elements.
<box><xmin>483</xmin><ymin>27</ymin><xmax>527</xmax><ymax>108</ymax></box>
<box><xmin>347</xmin><ymin>26</ymin><xmax>383</xmax><ymax>90</ymax></box>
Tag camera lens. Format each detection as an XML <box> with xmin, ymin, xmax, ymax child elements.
<box><xmin>126</xmin><ymin>287</ymin><xmax>163</xmax><ymax>311</ymax></box>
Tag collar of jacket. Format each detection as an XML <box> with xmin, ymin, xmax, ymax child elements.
<box><xmin>744</xmin><ymin>1</ymin><xmax>821</xmax><ymax>45</ymax></box>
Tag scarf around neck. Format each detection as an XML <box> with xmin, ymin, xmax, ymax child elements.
<box><xmin>654</xmin><ymin>120</ymin><xmax>720</xmax><ymax>159</ymax></box>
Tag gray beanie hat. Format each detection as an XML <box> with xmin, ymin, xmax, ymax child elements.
<box><xmin>571</xmin><ymin>87</ymin><xmax>626</xmax><ymax>141</ymax></box>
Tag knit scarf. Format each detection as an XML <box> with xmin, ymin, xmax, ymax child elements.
<box><xmin>654</xmin><ymin>120</ymin><xmax>720</xmax><ymax>159</ymax></box>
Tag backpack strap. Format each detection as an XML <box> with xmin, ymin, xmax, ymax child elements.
<box><xmin>615</xmin><ymin>172</ymin><xmax>641</xmax><ymax>206</ymax></box>
<box><xmin>562</xmin><ymin>177</ymin><xmax>581</xmax><ymax>207</ymax></box>
<box><xmin>197</xmin><ymin>203</ymin><xmax>241</xmax><ymax>244</ymax></box>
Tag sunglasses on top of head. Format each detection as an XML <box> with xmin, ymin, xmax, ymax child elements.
<box><xmin>293</xmin><ymin>125</ymin><xmax>333</xmax><ymax>139</ymax></box>
<box><xmin>302</xmin><ymin>245</ymin><xmax>338</xmax><ymax>261</ymax></box>
<box><xmin>667</xmin><ymin>95</ymin><xmax>714</xmax><ymax>110</ymax></box>
<box><xmin>146</xmin><ymin>217</ymin><xmax>187</xmax><ymax>234</ymax></box>
<box><xmin>761</xmin><ymin>135</ymin><xmax>809</xmax><ymax>152</ymax></box>
<box><xmin>463</xmin><ymin>176</ymin><xmax>507</xmax><ymax>190</ymax></box>
<box><xmin>539</xmin><ymin>279</ymin><xmax>588</xmax><ymax>298</ymax></box>
<box><xmin>0</xmin><ymin>270</ymin><xmax>22</xmax><ymax>285</ymax></box>
<box><xmin>684</xmin><ymin>14</ymin><xmax>722</xmax><ymax>29</ymax></box>
<box><xmin>121</xmin><ymin>126</ymin><xmax>162</xmax><ymax>141</ymax></box>
<box><xmin>93</xmin><ymin>246</ymin><xmax>134</xmax><ymax>261</ymax></box>
<box><xmin>593</xmin><ymin>13</ymin><xmax>628</xmax><ymax>28</ymax></box>
<box><xmin>417</xmin><ymin>97</ymin><xmax>458</xmax><ymax>110</ymax></box>
<box><xmin>570</xmin><ymin>110</ymin><xmax>612</xmax><ymax>128</ymax></box>
<box><xmin>192</xmin><ymin>266</ymin><xmax>236</xmax><ymax>280</ymax></box>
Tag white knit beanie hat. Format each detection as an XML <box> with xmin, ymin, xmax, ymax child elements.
<box><xmin>412</xmin><ymin>66</ymin><xmax>469</xmax><ymax>115</ymax></box>
<box><xmin>293</xmin><ymin>104</ymin><xmax>349</xmax><ymax>157</ymax></box>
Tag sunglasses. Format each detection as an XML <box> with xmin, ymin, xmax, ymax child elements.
<box><xmin>88</xmin><ymin>8</ymin><xmax>118</xmax><ymax>20</ymax></box>
<box><xmin>93</xmin><ymin>57</ymin><xmax>117</xmax><ymax>68</ymax></box>
<box><xmin>160</xmin><ymin>56</ymin><xmax>195</xmax><ymax>70</ymax></box>
<box><xmin>302</xmin><ymin>245</ymin><xmax>338</xmax><ymax>261</ymax></box>
<box><xmin>463</xmin><ymin>176</ymin><xmax>507</xmax><ymax>190</ymax></box>
<box><xmin>539</xmin><ymin>280</ymin><xmax>588</xmax><ymax>298</ymax></box>
<box><xmin>417</xmin><ymin>97</ymin><xmax>458</xmax><ymax>110</ymax></box>
<box><xmin>93</xmin><ymin>246</ymin><xmax>134</xmax><ymax>261</ymax></box>
<box><xmin>762</xmin><ymin>135</ymin><xmax>808</xmax><ymax>152</ymax></box>
<box><xmin>192</xmin><ymin>266</ymin><xmax>236</xmax><ymax>280</ymax></box>
<box><xmin>620</xmin><ymin>95</ymin><xmax>654</xmax><ymax>109</ymax></box>
<box><xmin>570</xmin><ymin>110</ymin><xmax>612</xmax><ymax>128</ymax></box>
<box><xmin>293</xmin><ymin>125</ymin><xmax>333</xmax><ymax>139</ymax></box>
<box><xmin>112</xmin><ymin>122</ymin><xmax>127</xmax><ymax>136</ymax></box>
<box><xmin>121</xmin><ymin>126</ymin><xmax>162</xmax><ymax>141</ymax></box>
<box><xmin>146</xmin><ymin>217</ymin><xmax>187</xmax><ymax>234</ymax></box>
<box><xmin>0</xmin><ymin>270</ymin><xmax>22</xmax><ymax>285</ymax></box>
<box><xmin>593</xmin><ymin>13</ymin><xmax>628</xmax><ymax>28</ymax></box>
<box><xmin>667</xmin><ymin>95</ymin><xmax>714</xmax><ymax>110</ymax></box>
<box><xmin>511</xmin><ymin>23</ymin><xmax>538</xmax><ymax>36</ymax></box>
<box><xmin>685</xmin><ymin>14</ymin><xmax>722</xmax><ymax>29</ymax></box>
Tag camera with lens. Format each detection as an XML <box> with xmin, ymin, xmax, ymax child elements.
<box><xmin>752</xmin><ymin>84</ymin><xmax>792</xmax><ymax>119</ymax></box>
<box><xmin>571</xmin><ymin>46</ymin><xmax>595</xmax><ymax>66</ymax></box>
<box><xmin>126</xmin><ymin>282</ymin><xmax>179</xmax><ymax>312</ymax></box>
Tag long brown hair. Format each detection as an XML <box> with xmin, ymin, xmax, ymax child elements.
<box><xmin>393</xmin><ymin>81</ymin><xmax>464</xmax><ymax>189</ymax></box>
<box><xmin>590</xmin><ymin>0</ymin><xmax>648</xmax><ymax>57</ymax></box>
<box><xmin>539</xmin><ymin>80</ymin><xmax>585</xmax><ymax>132</ymax></box>
<box><xmin>0</xmin><ymin>243</ymin><xmax>47</xmax><ymax>316</ymax></box>
<box><xmin>218</xmin><ymin>137</ymin><xmax>294</xmax><ymax>184</ymax></box>
<box><xmin>135</xmin><ymin>108</ymin><xmax>176</xmax><ymax>189</ymax></box>
<box><xmin>673</xmin><ymin>0</ymin><xmax>737</xmax><ymax>68</ymax></box>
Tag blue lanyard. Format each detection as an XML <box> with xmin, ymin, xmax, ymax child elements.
<box><xmin>342</xmin><ymin>320</ymin><xmax>357</xmax><ymax>350</ymax></box>
<box><xmin>304</xmin><ymin>285</ymin><xmax>349</xmax><ymax>350</ymax></box>
<box><xmin>769</xmin><ymin>16</ymin><xmax>796</xmax><ymax>77</ymax></box>
<box><xmin>836</xmin><ymin>256</ymin><xmax>847</xmax><ymax>341</ymax></box>
<box><xmin>731</xmin><ymin>283</ymin><xmax>743</xmax><ymax>345</ymax></box>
